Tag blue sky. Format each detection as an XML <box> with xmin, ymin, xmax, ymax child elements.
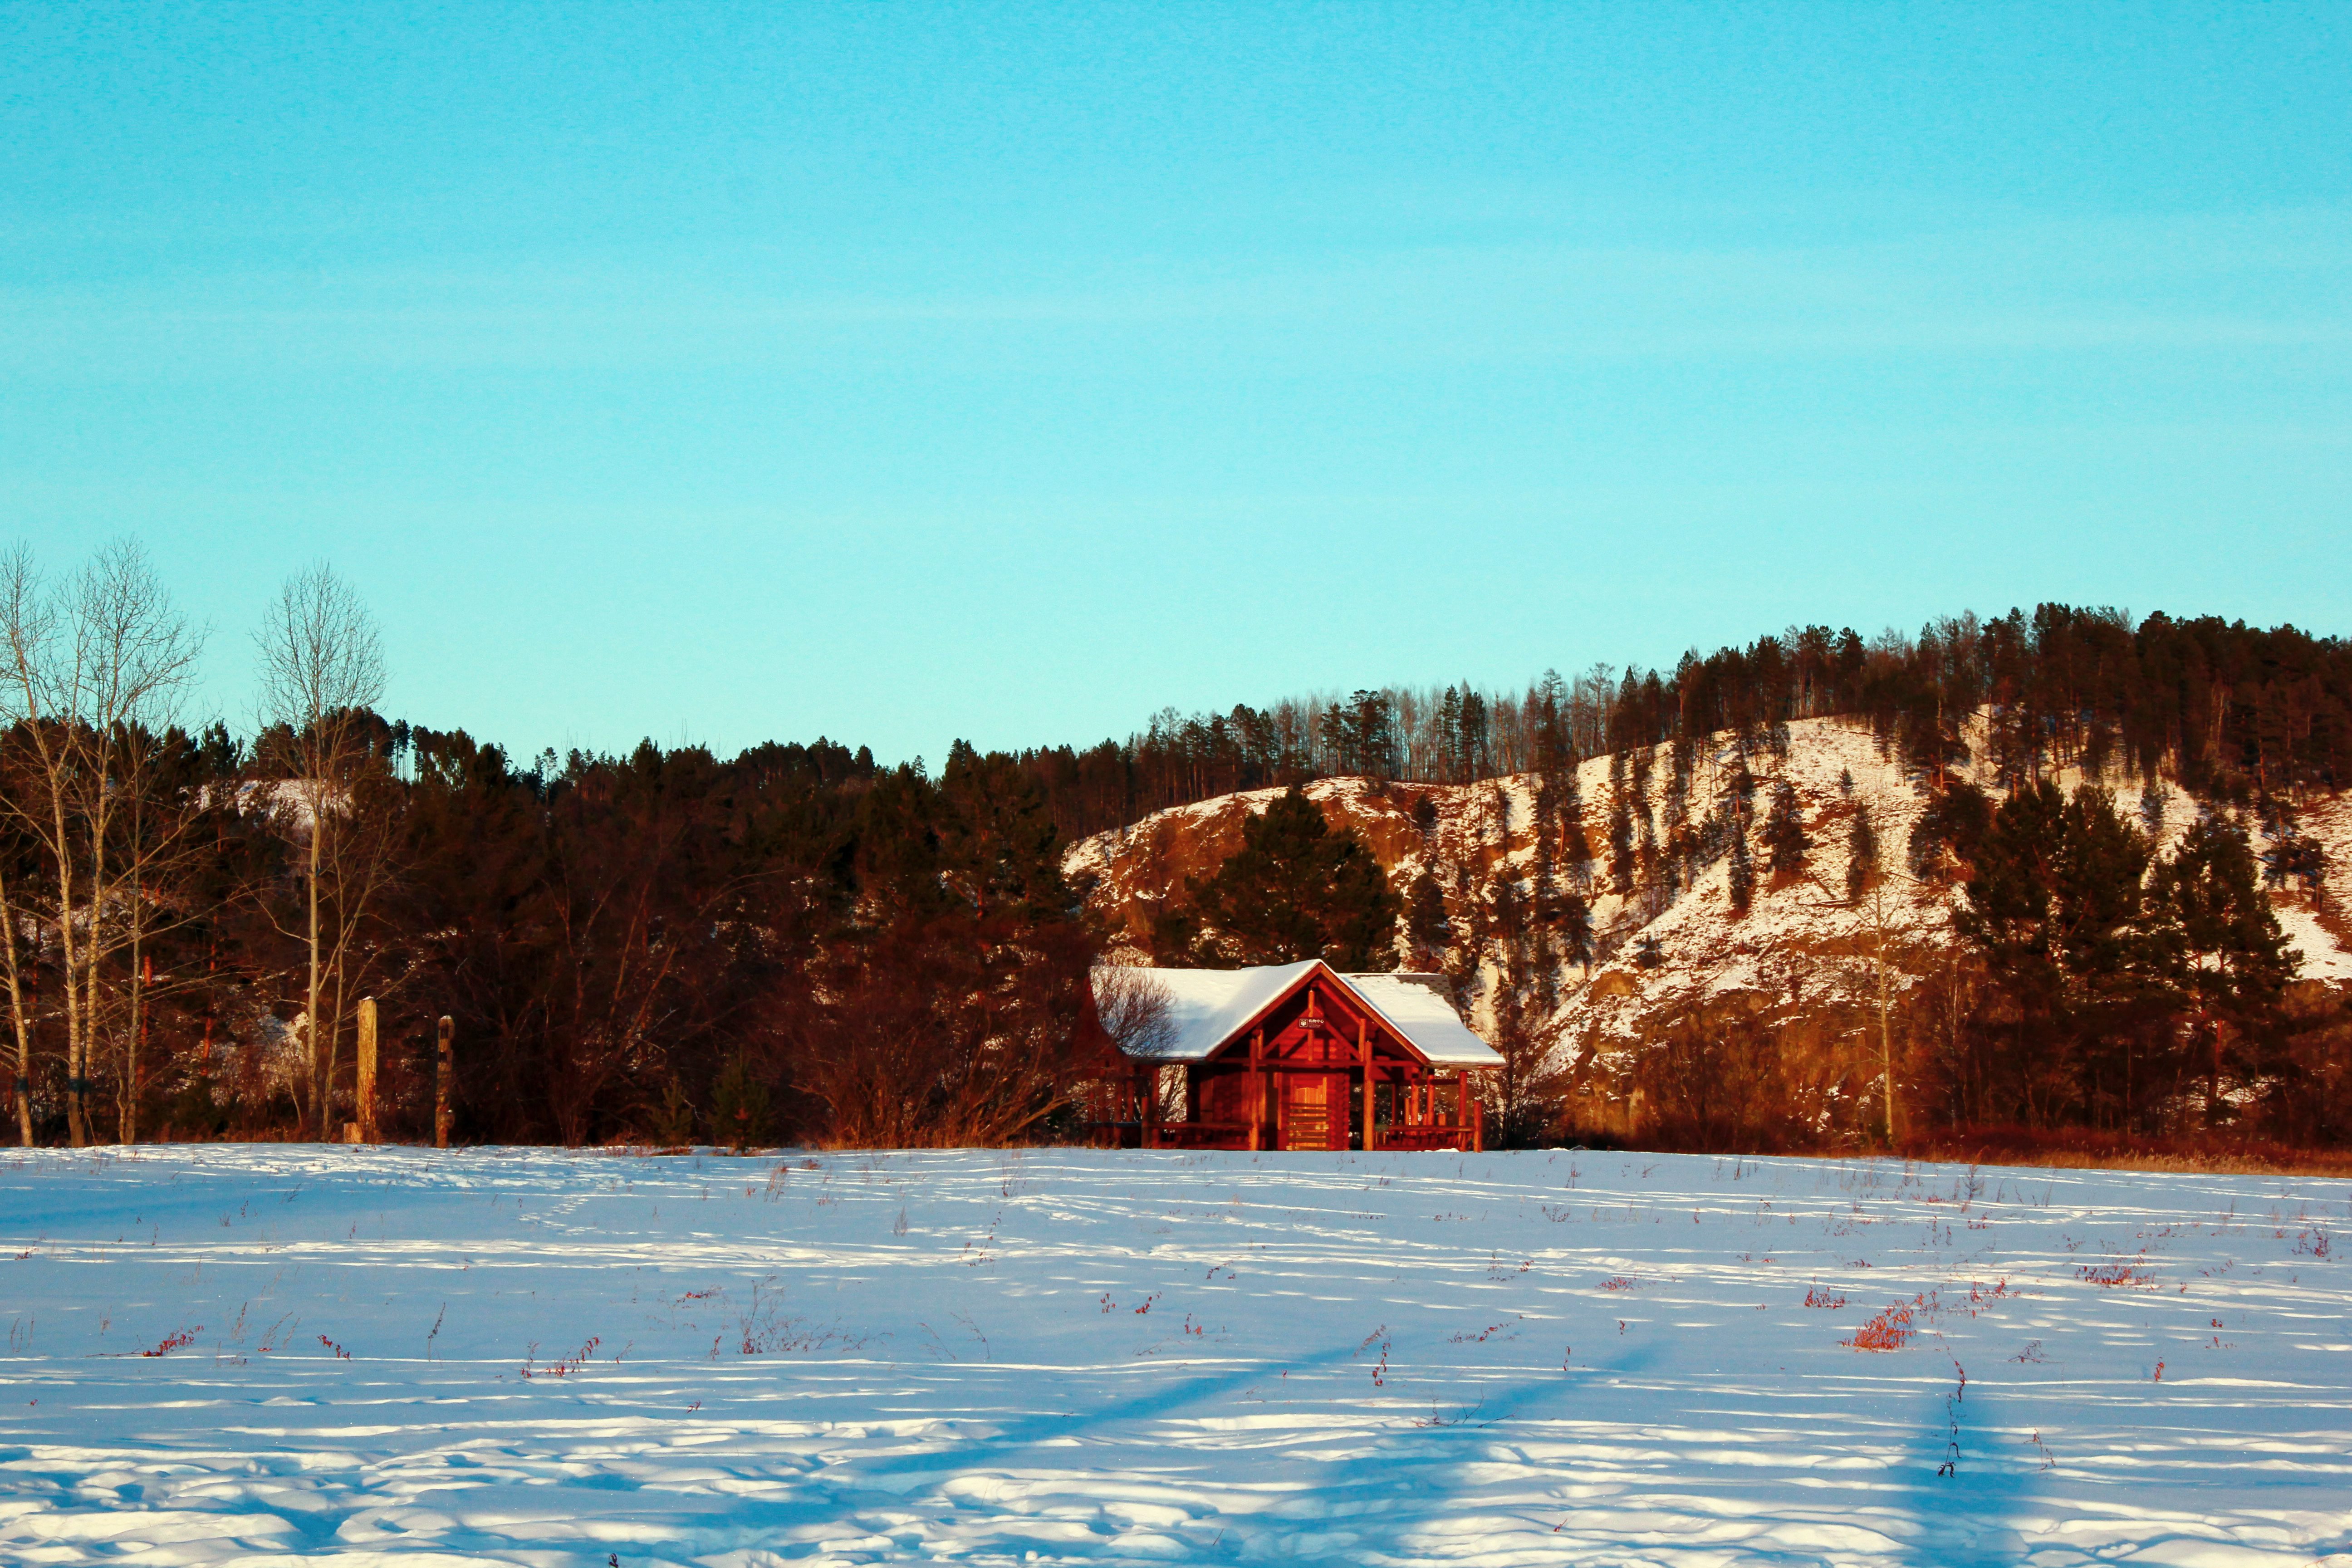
<box><xmin>4</xmin><ymin>3</ymin><xmax>2346</xmax><ymax>766</ymax></box>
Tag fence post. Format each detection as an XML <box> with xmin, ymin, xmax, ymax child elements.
<box><xmin>355</xmin><ymin>998</ymin><xmax>378</xmax><ymax>1144</ymax></box>
<box><xmin>435</xmin><ymin>1016</ymin><xmax>454</xmax><ymax>1149</ymax></box>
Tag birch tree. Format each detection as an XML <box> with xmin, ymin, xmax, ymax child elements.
<box><xmin>0</xmin><ymin>541</ymin><xmax>202</xmax><ymax>1145</ymax></box>
<box><xmin>254</xmin><ymin>565</ymin><xmax>386</xmax><ymax>1140</ymax></box>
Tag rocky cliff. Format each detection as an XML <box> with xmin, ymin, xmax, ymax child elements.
<box><xmin>1063</xmin><ymin>714</ymin><xmax>2352</xmax><ymax>1138</ymax></box>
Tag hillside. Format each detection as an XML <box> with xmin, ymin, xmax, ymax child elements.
<box><xmin>1063</xmin><ymin>714</ymin><xmax>2352</xmax><ymax>1142</ymax></box>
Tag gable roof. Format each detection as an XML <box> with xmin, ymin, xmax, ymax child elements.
<box><xmin>1092</xmin><ymin>961</ymin><xmax>1501</xmax><ymax>1068</ymax></box>
<box><xmin>1338</xmin><ymin>972</ymin><xmax>1502</xmax><ymax>1066</ymax></box>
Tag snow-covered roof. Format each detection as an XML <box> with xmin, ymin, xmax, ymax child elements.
<box><xmin>1093</xmin><ymin>961</ymin><xmax>1501</xmax><ymax>1068</ymax></box>
<box><xmin>1340</xmin><ymin>973</ymin><xmax>1503</xmax><ymax>1067</ymax></box>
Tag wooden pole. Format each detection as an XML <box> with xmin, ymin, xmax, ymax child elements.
<box><xmin>355</xmin><ymin>997</ymin><xmax>378</xmax><ymax>1144</ymax></box>
<box><xmin>1358</xmin><ymin>1018</ymin><xmax>1374</xmax><ymax>1152</ymax></box>
<box><xmin>434</xmin><ymin>1015</ymin><xmax>453</xmax><ymax>1149</ymax></box>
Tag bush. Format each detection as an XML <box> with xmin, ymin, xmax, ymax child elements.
<box><xmin>709</xmin><ymin>1054</ymin><xmax>772</xmax><ymax>1151</ymax></box>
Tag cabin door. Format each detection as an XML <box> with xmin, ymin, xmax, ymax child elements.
<box><xmin>1280</xmin><ymin>1073</ymin><xmax>1346</xmax><ymax>1151</ymax></box>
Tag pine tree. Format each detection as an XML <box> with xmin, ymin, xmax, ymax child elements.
<box><xmin>1557</xmin><ymin>891</ymin><xmax>1593</xmax><ymax>972</ymax></box>
<box><xmin>2151</xmin><ymin>813</ymin><xmax>2298</xmax><ymax>1125</ymax></box>
<box><xmin>938</xmin><ymin>740</ymin><xmax>1069</xmax><ymax>919</ymax></box>
<box><xmin>1607</xmin><ymin>791</ymin><xmax>1636</xmax><ymax>895</ymax></box>
<box><xmin>1762</xmin><ymin>780</ymin><xmax>1807</xmax><ymax>877</ymax></box>
<box><xmin>1557</xmin><ymin>764</ymin><xmax>1592</xmax><ymax>892</ymax></box>
<box><xmin>1185</xmin><ymin>786</ymin><xmax>1400</xmax><ymax>968</ymax></box>
<box><xmin>1727</xmin><ymin>830</ymin><xmax>1755</xmax><ymax>916</ymax></box>
<box><xmin>1907</xmin><ymin>780</ymin><xmax>1993</xmax><ymax>882</ymax></box>
<box><xmin>1405</xmin><ymin>869</ymin><xmax>1449</xmax><ymax>966</ymax></box>
<box><xmin>1846</xmin><ymin>804</ymin><xmax>1879</xmax><ymax>903</ymax></box>
<box><xmin>1727</xmin><ymin>751</ymin><xmax>1757</xmax><ymax>815</ymax></box>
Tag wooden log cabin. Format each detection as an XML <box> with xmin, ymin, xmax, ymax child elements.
<box><xmin>1085</xmin><ymin>961</ymin><xmax>1501</xmax><ymax>1152</ymax></box>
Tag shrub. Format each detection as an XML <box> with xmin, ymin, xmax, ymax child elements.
<box><xmin>709</xmin><ymin>1054</ymin><xmax>772</xmax><ymax>1151</ymax></box>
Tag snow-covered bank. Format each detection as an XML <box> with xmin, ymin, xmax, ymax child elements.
<box><xmin>2</xmin><ymin>1145</ymin><xmax>2348</xmax><ymax>1565</ymax></box>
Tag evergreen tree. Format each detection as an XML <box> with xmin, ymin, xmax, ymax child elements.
<box><xmin>1561</xmin><ymin>806</ymin><xmax>1594</xmax><ymax>892</ymax></box>
<box><xmin>1727</xmin><ymin>830</ymin><xmax>1755</xmax><ymax>916</ymax></box>
<box><xmin>1907</xmin><ymin>780</ymin><xmax>1993</xmax><ymax>882</ymax></box>
<box><xmin>938</xmin><ymin>740</ymin><xmax>1069</xmax><ymax>919</ymax></box>
<box><xmin>1846</xmin><ymin>804</ymin><xmax>1879</xmax><ymax>903</ymax></box>
<box><xmin>1557</xmin><ymin>891</ymin><xmax>1594</xmax><ymax>972</ymax></box>
<box><xmin>1185</xmin><ymin>787</ymin><xmax>1400</xmax><ymax>968</ymax></box>
<box><xmin>1318</xmin><ymin>690</ymin><xmax>1399</xmax><ymax>780</ymax></box>
<box><xmin>1607</xmin><ymin>791</ymin><xmax>1636</xmax><ymax>895</ymax></box>
<box><xmin>2151</xmin><ymin>813</ymin><xmax>2298</xmax><ymax>1123</ymax></box>
<box><xmin>1952</xmin><ymin>781</ymin><xmax>2175</xmax><ymax>1126</ymax></box>
<box><xmin>1761</xmin><ymin>780</ymin><xmax>1807</xmax><ymax>877</ymax></box>
<box><xmin>1405</xmin><ymin>869</ymin><xmax>1449</xmax><ymax>965</ymax></box>
<box><xmin>1727</xmin><ymin>751</ymin><xmax>1757</xmax><ymax>815</ymax></box>
<box><xmin>1532</xmin><ymin>668</ymin><xmax>1573</xmax><ymax>786</ymax></box>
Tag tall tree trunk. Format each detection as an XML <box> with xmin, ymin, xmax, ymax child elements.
<box><xmin>2204</xmin><ymin>1009</ymin><xmax>2221</xmax><ymax>1130</ymax></box>
<box><xmin>0</xmin><ymin>872</ymin><xmax>31</xmax><ymax>1147</ymax></box>
<box><xmin>122</xmin><ymin>914</ymin><xmax>145</xmax><ymax>1144</ymax></box>
<box><xmin>1870</xmin><ymin>883</ymin><xmax>1899</xmax><ymax>1147</ymax></box>
<box><xmin>53</xmin><ymin>792</ymin><xmax>86</xmax><ymax>1147</ymax></box>
<box><xmin>308</xmin><ymin>782</ymin><xmax>324</xmax><ymax>1140</ymax></box>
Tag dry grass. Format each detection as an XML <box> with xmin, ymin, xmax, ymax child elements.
<box><xmin>1891</xmin><ymin>1128</ymin><xmax>2352</xmax><ymax>1180</ymax></box>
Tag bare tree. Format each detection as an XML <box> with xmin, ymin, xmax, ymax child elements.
<box><xmin>1852</xmin><ymin>875</ymin><xmax>1906</xmax><ymax>1147</ymax></box>
<box><xmin>0</xmin><ymin>541</ymin><xmax>203</xmax><ymax>1145</ymax></box>
<box><xmin>0</xmin><ymin>832</ymin><xmax>30</xmax><ymax>1146</ymax></box>
<box><xmin>1788</xmin><ymin>791</ymin><xmax>1925</xmax><ymax>1149</ymax></box>
<box><xmin>1090</xmin><ymin>965</ymin><xmax>1189</xmax><ymax>1125</ymax></box>
<box><xmin>253</xmin><ymin>565</ymin><xmax>386</xmax><ymax>1140</ymax></box>
<box><xmin>1092</xmin><ymin>965</ymin><xmax>1176</xmax><ymax>1063</ymax></box>
<box><xmin>1831</xmin><ymin>792</ymin><xmax>1915</xmax><ymax>1147</ymax></box>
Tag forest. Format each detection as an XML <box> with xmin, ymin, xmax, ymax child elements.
<box><xmin>5</xmin><ymin>539</ymin><xmax>2349</xmax><ymax>1152</ymax></box>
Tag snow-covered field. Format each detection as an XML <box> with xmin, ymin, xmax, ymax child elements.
<box><xmin>3</xmin><ymin>1146</ymin><xmax>2348</xmax><ymax>1567</ymax></box>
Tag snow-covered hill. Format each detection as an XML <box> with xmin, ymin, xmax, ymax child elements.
<box><xmin>1064</xmin><ymin>715</ymin><xmax>2352</xmax><ymax>1131</ymax></box>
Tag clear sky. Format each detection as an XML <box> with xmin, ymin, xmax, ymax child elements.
<box><xmin>5</xmin><ymin>3</ymin><xmax>2347</xmax><ymax>767</ymax></box>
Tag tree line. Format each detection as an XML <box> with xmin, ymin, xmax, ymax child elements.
<box><xmin>2</xmin><ymin>537</ymin><xmax>2346</xmax><ymax>1152</ymax></box>
<box><xmin>0</xmin><ymin>543</ymin><xmax>1093</xmax><ymax>1149</ymax></box>
<box><xmin>1013</xmin><ymin>606</ymin><xmax>2352</xmax><ymax>839</ymax></box>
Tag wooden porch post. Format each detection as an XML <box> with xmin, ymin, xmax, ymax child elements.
<box><xmin>1472</xmin><ymin>1082</ymin><xmax>1485</xmax><ymax>1152</ymax></box>
<box><xmin>1358</xmin><ymin>1018</ymin><xmax>1375</xmax><ymax>1152</ymax></box>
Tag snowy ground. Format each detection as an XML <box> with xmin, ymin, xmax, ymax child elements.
<box><xmin>2</xmin><ymin>1146</ymin><xmax>2349</xmax><ymax>1567</ymax></box>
